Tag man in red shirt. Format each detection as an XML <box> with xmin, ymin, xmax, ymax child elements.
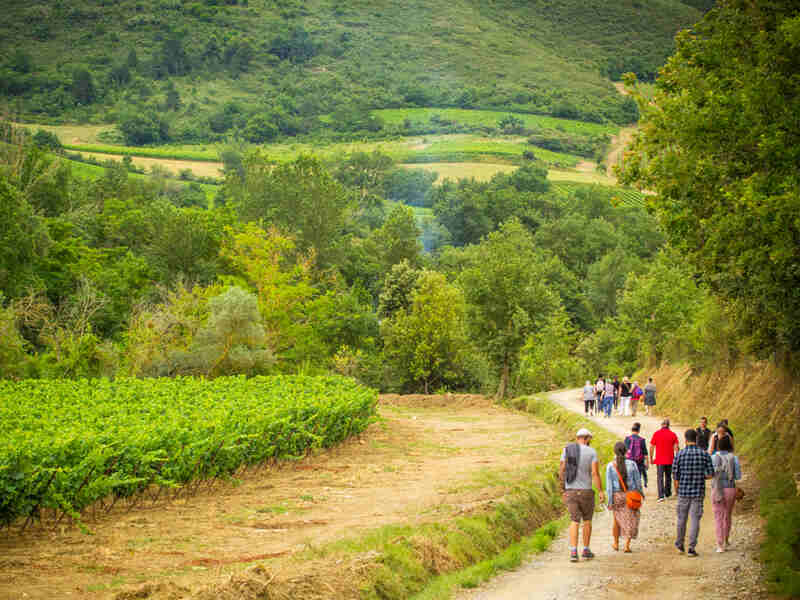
<box><xmin>650</xmin><ymin>418</ymin><xmax>680</xmax><ymax>501</ymax></box>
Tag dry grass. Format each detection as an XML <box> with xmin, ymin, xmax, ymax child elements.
<box><xmin>644</xmin><ymin>362</ymin><xmax>800</xmax><ymax>469</ymax></box>
<box><xmin>78</xmin><ymin>151</ymin><xmax>224</xmax><ymax>178</ymax></box>
<box><xmin>546</xmin><ymin>168</ymin><xmax>617</xmax><ymax>185</ymax></box>
<box><xmin>12</xmin><ymin>121</ymin><xmax>114</xmax><ymax>144</ymax></box>
<box><xmin>400</xmin><ymin>162</ymin><xmax>518</xmax><ymax>183</ymax></box>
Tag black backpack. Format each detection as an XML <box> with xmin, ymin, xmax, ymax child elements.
<box><xmin>564</xmin><ymin>443</ymin><xmax>580</xmax><ymax>483</ymax></box>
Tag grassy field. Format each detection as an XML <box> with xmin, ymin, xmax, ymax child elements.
<box><xmin>64</xmin><ymin>156</ymin><xmax>220</xmax><ymax>202</ymax></box>
<box><xmin>402</xmin><ymin>162</ymin><xmax>518</xmax><ymax>183</ymax></box>
<box><xmin>376</xmin><ymin>108</ymin><xmax>619</xmax><ymax>136</ymax></box>
<box><xmin>55</xmin><ymin>134</ymin><xmax>581</xmax><ymax>168</ymax></box>
<box><xmin>78</xmin><ymin>151</ymin><xmax>223</xmax><ymax>179</ymax></box>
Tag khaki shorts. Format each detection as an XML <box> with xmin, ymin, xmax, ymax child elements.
<box><xmin>565</xmin><ymin>489</ymin><xmax>595</xmax><ymax>522</ymax></box>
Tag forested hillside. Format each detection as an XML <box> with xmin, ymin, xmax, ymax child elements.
<box><xmin>0</xmin><ymin>0</ymin><xmax>701</xmax><ymax>141</ymax></box>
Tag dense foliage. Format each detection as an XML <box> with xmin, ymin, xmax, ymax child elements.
<box><xmin>0</xmin><ymin>125</ymin><xmax>665</xmax><ymax>395</ymax></box>
<box><xmin>620</xmin><ymin>0</ymin><xmax>800</xmax><ymax>363</ymax></box>
<box><xmin>0</xmin><ymin>375</ymin><xmax>377</xmax><ymax>526</ymax></box>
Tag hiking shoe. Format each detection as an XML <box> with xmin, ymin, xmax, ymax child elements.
<box><xmin>687</xmin><ymin>548</ymin><xmax>698</xmax><ymax>557</ymax></box>
<box><xmin>581</xmin><ymin>548</ymin><xmax>595</xmax><ymax>560</ymax></box>
<box><xmin>570</xmin><ymin>549</ymin><xmax>579</xmax><ymax>562</ymax></box>
<box><xmin>675</xmin><ymin>542</ymin><xmax>685</xmax><ymax>554</ymax></box>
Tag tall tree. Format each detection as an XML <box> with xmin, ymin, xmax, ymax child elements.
<box><xmin>228</xmin><ymin>154</ymin><xmax>354</xmax><ymax>267</ymax></box>
<box><xmin>619</xmin><ymin>0</ymin><xmax>800</xmax><ymax>360</ymax></box>
<box><xmin>458</xmin><ymin>220</ymin><xmax>560</xmax><ymax>398</ymax></box>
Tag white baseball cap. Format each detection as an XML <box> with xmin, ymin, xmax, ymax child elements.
<box><xmin>576</xmin><ymin>428</ymin><xmax>592</xmax><ymax>438</ymax></box>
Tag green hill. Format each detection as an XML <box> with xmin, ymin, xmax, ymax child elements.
<box><xmin>1</xmin><ymin>0</ymin><xmax>701</xmax><ymax>143</ymax></box>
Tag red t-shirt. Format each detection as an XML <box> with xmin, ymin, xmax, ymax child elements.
<box><xmin>650</xmin><ymin>427</ymin><xmax>680</xmax><ymax>465</ymax></box>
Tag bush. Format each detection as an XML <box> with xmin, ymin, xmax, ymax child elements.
<box><xmin>118</xmin><ymin>111</ymin><xmax>170</xmax><ymax>145</ymax></box>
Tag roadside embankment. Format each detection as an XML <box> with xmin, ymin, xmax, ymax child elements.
<box><xmin>644</xmin><ymin>362</ymin><xmax>800</xmax><ymax>596</ymax></box>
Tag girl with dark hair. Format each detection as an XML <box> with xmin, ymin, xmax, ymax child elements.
<box><xmin>711</xmin><ymin>434</ymin><xmax>741</xmax><ymax>552</ymax></box>
<box><xmin>605</xmin><ymin>441</ymin><xmax>644</xmax><ymax>552</ymax></box>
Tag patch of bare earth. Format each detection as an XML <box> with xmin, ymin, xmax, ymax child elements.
<box><xmin>0</xmin><ymin>395</ymin><xmax>558</xmax><ymax>600</ymax></box>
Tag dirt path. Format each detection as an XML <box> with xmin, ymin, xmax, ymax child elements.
<box><xmin>459</xmin><ymin>389</ymin><xmax>768</xmax><ymax>600</ymax></box>
<box><xmin>0</xmin><ymin>395</ymin><xmax>559</xmax><ymax>600</ymax></box>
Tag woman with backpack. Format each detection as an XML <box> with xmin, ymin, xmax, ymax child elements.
<box><xmin>606</xmin><ymin>441</ymin><xmax>644</xmax><ymax>552</ymax></box>
<box><xmin>625</xmin><ymin>422</ymin><xmax>648</xmax><ymax>488</ymax></box>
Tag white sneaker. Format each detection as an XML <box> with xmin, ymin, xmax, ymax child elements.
<box><xmin>716</xmin><ymin>547</ymin><xmax>725</xmax><ymax>553</ymax></box>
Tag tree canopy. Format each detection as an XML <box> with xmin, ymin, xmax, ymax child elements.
<box><xmin>620</xmin><ymin>0</ymin><xmax>800</xmax><ymax>358</ymax></box>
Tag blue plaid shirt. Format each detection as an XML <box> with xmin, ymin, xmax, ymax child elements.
<box><xmin>672</xmin><ymin>445</ymin><xmax>714</xmax><ymax>498</ymax></box>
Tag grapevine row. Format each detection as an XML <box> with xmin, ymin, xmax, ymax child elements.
<box><xmin>0</xmin><ymin>375</ymin><xmax>377</xmax><ymax>528</ymax></box>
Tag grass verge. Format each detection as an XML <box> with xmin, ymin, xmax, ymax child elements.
<box><xmin>376</xmin><ymin>393</ymin><xmax>615</xmax><ymax>600</ymax></box>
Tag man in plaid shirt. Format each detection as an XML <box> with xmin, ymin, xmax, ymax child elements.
<box><xmin>672</xmin><ymin>428</ymin><xmax>714</xmax><ymax>556</ymax></box>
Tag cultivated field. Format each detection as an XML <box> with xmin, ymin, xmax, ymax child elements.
<box><xmin>0</xmin><ymin>395</ymin><xmax>561</xmax><ymax>599</ymax></box>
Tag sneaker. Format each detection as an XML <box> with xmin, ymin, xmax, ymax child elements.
<box><xmin>657</xmin><ymin>497</ymin><xmax>665</xmax><ymax>503</ymax></box>
<box><xmin>688</xmin><ymin>548</ymin><xmax>698</xmax><ymax>557</ymax></box>
<box><xmin>675</xmin><ymin>542</ymin><xmax>685</xmax><ymax>554</ymax></box>
<box><xmin>570</xmin><ymin>549</ymin><xmax>579</xmax><ymax>562</ymax></box>
<box><xmin>581</xmin><ymin>548</ymin><xmax>595</xmax><ymax>560</ymax></box>
<box><xmin>716</xmin><ymin>547</ymin><xmax>725</xmax><ymax>553</ymax></box>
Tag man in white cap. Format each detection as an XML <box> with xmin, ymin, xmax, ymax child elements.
<box><xmin>560</xmin><ymin>427</ymin><xmax>605</xmax><ymax>562</ymax></box>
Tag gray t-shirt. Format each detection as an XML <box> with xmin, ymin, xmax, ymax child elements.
<box><xmin>560</xmin><ymin>444</ymin><xmax>598</xmax><ymax>490</ymax></box>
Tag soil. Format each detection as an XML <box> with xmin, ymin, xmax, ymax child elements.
<box><xmin>0</xmin><ymin>395</ymin><xmax>558</xmax><ymax>600</ymax></box>
<box><xmin>458</xmin><ymin>389</ymin><xmax>770</xmax><ymax>600</ymax></box>
<box><xmin>605</xmin><ymin>126</ymin><xmax>635</xmax><ymax>179</ymax></box>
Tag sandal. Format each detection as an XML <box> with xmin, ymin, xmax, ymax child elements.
<box><xmin>612</xmin><ymin>543</ymin><xmax>619</xmax><ymax>552</ymax></box>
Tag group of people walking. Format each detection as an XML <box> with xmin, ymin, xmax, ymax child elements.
<box><xmin>560</xmin><ymin>411</ymin><xmax>742</xmax><ymax>562</ymax></box>
<box><xmin>582</xmin><ymin>375</ymin><xmax>657</xmax><ymax>418</ymax></box>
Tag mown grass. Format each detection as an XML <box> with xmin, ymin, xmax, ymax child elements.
<box><xmin>376</xmin><ymin>108</ymin><xmax>619</xmax><ymax>136</ymax></box>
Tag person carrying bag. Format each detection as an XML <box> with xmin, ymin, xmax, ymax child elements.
<box><xmin>606</xmin><ymin>441</ymin><xmax>644</xmax><ymax>552</ymax></box>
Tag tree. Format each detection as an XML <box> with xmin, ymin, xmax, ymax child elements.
<box><xmin>269</xmin><ymin>26</ymin><xmax>317</xmax><ymax>64</ymax></box>
<box><xmin>71</xmin><ymin>68</ymin><xmax>96</xmax><ymax>104</ymax></box>
<box><xmin>190</xmin><ymin>286</ymin><xmax>272</xmax><ymax>376</ymax></box>
<box><xmin>367</xmin><ymin>205</ymin><xmax>422</xmax><ymax>272</ymax></box>
<box><xmin>458</xmin><ymin>220</ymin><xmax>560</xmax><ymax>398</ymax></box>
<box><xmin>378</xmin><ymin>259</ymin><xmax>420</xmax><ymax>318</ymax></box>
<box><xmin>118</xmin><ymin>110</ymin><xmax>170</xmax><ymax>145</ymax></box>
<box><xmin>382</xmin><ymin>271</ymin><xmax>470</xmax><ymax>393</ymax></box>
<box><xmin>228</xmin><ymin>154</ymin><xmax>354</xmax><ymax>267</ymax></box>
<box><xmin>164</xmin><ymin>82</ymin><xmax>181</xmax><ymax>111</ymax></box>
<box><xmin>0</xmin><ymin>178</ymin><xmax>50</xmax><ymax>297</ymax></box>
<box><xmin>519</xmin><ymin>306</ymin><xmax>585</xmax><ymax>393</ymax></box>
<box><xmin>619</xmin><ymin>1</ymin><xmax>800</xmax><ymax>359</ymax></box>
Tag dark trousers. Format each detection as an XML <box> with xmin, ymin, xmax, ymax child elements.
<box><xmin>635</xmin><ymin>460</ymin><xmax>648</xmax><ymax>488</ymax></box>
<box><xmin>657</xmin><ymin>464</ymin><xmax>673</xmax><ymax>498</ymax></box>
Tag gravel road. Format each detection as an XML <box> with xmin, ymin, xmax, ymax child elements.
<box><xmin>457</xmin><ymin>388</ymin><xmax>768</xmax><ymax>600</ymax></box>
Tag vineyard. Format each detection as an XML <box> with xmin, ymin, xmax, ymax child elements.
<box><xmin>0</xmin><ymin>375</ymin><xmax>377</xmax><ymax>528</ymax></box>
